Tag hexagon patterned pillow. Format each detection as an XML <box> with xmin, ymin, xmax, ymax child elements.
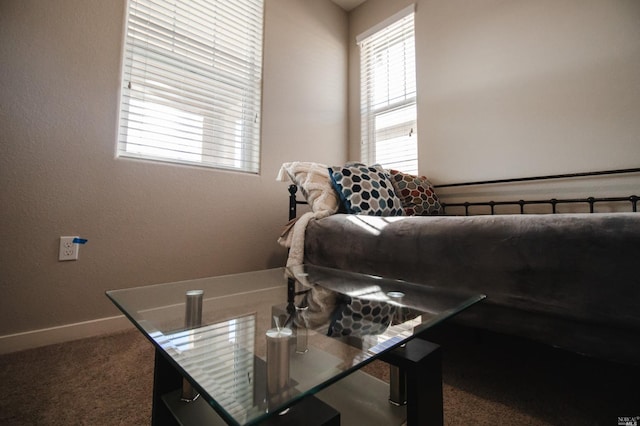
<box><xmin>327</xmin><ymin>297</ymin><xmax>396</xmax><ymax>337</ymax></box>
<box><xmin>329</xmin><ymin>163</ymin><xmax>404</xmax><ymax>216</ymax></box>
<box><xmin>388</xmin><ymin>169</ymin><xmax>443</xmax><ymax>215</ymax></box>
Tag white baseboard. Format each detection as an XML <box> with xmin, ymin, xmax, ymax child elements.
<box><xmin>0</xmin><ymin>315</ymin><xmax>134</xmax><ymax>355</ymax></box>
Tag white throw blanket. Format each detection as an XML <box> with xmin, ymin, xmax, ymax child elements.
<box><xmin>282</xmin><ymin>210</ymin><xmax>332</xmax><ymax>267</ymax></box>
<box><xmin>276</xmin><ymin>162</ymin><xmax>340</xmax><ymax>266</ymax></box>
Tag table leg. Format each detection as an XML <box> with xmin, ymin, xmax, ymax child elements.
<box><xmin>152</xmin><ymin>349</ymin><xmax>182</xmax><ymax>426</ymax></box>
<box><xmin>380</xmin><ymin>339</ymin><xmax>443</xmax><ymax>426</ymax></box>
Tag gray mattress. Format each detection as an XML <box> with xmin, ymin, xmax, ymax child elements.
<box><xmin>304</xmin><ymin>213</ymin><xmax>640</xmax><ymax>364</ymax></box>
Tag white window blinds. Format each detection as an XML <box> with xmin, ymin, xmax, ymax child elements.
<box><xmin>117</xmin><ymin>0</ymin><xmax>264</xmax><ymax>173</ymax></box>
<box><xmin>359</xmin><ymin>7</ymin><xmax>417</xmax><ymax>174</ymax></box>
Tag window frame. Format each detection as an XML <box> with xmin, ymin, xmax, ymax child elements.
<box><xmin>358</xmin><ymin>5</ymin><xmax>418</xmax><ymax>175</ymax></box>
<box><xmin>116</xmin><ymin>0</ymin><xmax>264</xmax><ymax>174</ymax></box>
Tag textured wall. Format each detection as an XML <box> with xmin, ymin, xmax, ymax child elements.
<box><xmin>0</xmin><ymin>0</ymin><xmax>348</xmax><ymax>336</ymax></box>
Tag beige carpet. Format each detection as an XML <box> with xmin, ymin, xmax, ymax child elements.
<box><xmin>1</xmin><ymin>324</ymin><xmax>638</xmax><ymax>425</ymax></box>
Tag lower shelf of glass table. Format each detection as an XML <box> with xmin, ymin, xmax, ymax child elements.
<box><xmin>161</xmin><ymin>369</ymin><xmax>406</xmax><ymax>426</ymax></box>
<box><xmin>153</xmin><ymin>335</ymin><xmax>442</xmax><ymax>426</ymax></box>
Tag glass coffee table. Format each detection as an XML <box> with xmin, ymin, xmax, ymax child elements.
<box><xmin>107</xmin><ymin>264</ymin><xmax>485</xmax><ymax>426</ymax></box>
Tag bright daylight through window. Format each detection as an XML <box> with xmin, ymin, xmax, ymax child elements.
<box><xmin>359</xmin><ymin>6</ymin><xmax>417</xmax><ymax>174</ymax></box>
<box><xmin>117</xmin><ymin>0</ymin><xmax>264</xmax><ymax>173</ymax></box>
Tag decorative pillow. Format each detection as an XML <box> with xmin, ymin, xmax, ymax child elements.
<box><xmin>329</xmin><ymin>164</ymin><xmax>404</xmax><ymax>216</ymax></box>
<box><xmin>327</xmin><ymin>297</ymin><xmax>395</xmax><ymax>337</ymax></box>
<box><xmin>277</xmin><ymin>162</ymin><xmax>340</xmax><ymax>214</ymax></box>
<box><xmin>388</xmin><ymin>169</ymin><xmax>443</xmax><ymax>215</ymax></box>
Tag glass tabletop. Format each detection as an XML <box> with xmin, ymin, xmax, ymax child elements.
<box><xmin>106</xmin><ymin>264</ymin><xmax>485</xmax><ymax>426</ymax></box>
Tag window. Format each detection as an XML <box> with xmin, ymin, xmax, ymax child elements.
<box><xmin>359</xmin><ymin>6</ymin><xmax>417</xmax><ymax>174</ymax></box>
<box><xmin>117</xmin><ymin>0</ymin><xmax>264</xmax><ymax>173</ymax></box>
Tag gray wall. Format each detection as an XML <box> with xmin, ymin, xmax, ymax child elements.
<box><xmin>0</xmin><ymin>0</ymin><xmax>348</xmax><ymax>336</ymax></box>
<box><xmin>349</xmin><ymin>0</ymin><xmax>640</xmax><ymax>202</ymax></box>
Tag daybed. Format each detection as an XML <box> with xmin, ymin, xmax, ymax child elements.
<box><xmin>277</xmin><ymin>162</ymin><xmax>640</xmax><ymax>365</ymax></box>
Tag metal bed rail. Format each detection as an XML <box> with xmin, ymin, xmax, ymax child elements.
<box><xmin>436</xmin><ymin>167</ymin><xmax>640</xmax><ymax>215</ymax></box>
<box><xmin>433</xmin><ymin>167</ymin><xmax>640</xmax><ymax>188</ymax></box>
<box><xmin>288</xmin><ymin>184</ymin><xmax>307</xmax><ymax>221</ymax></box>
<box><xmin>441</xmin><ymin>196</ymin><xmax>639</xmax><ymax>216</ymax></box>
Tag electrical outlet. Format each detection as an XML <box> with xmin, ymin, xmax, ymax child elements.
<box><xmin>59</xmin><ymin>236</ymin><xmax>79</xmax><ymax>261</ymax></box>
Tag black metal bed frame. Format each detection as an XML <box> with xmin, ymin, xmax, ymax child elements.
<box><xmin>441</xmin><ymin>194</ymin><xmax>639</xmax><ymax>216</ymax></box>
<box><xmin>288</xmin><ymin>184</ymin><xmax>308</xmax><ymax>221</ymax></box>
<box><xmin>288</xmin><ymin>167</ymin><xmax>639</xmax><ymax>219</ymax></box>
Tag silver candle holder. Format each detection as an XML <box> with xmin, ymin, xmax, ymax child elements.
<box><xmin>266</xmin><ymin>317</ymin><xmax>292</xmax><ymax>410</ymax></box>
<box><xmin>181</xmin><ymin>290</ymin><xmax>203</xmax><ymax>403</ymax></box>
